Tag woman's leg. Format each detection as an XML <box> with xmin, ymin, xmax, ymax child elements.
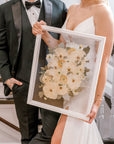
<box><xmin>51</xmin><ymin>114</ymin><xmax>67</xmax><ymax>144</ymax></box>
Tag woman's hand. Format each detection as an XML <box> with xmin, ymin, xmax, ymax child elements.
<box><xmin>32</xmin><ymin>20</ymin><xmax>47</xmax><ymax>36</ymax></box>
<box><xmin>87</xmin><ymin>101</ymin><xmax>101</xmax><ymax>124</ymax></box>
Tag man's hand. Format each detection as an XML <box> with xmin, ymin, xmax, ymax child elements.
<box><xmin>32</xmin><ymin>20</ymin><xmax>47</xmax><ymax>36</ymax></box>
<box><xmin>4</xmin><ymin>78</ymin><xmax>23</xmax><ymax>90</ymax></box>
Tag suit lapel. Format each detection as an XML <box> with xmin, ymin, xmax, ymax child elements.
<box><xmin>12</xmin><ymin>0</ymin><xmax>21</xmax><ymax>53</ymax></box>
<box><xmin>43</xmin><ymin>0</ymin><xmax>52</xmax><ymax>26</ymax></box>
<box><xmin>38</xmin><ymin>0</ymin><xmax>45</xmax><ymax>22</ymax></box>
<box><xmin>12</xmin><ymin>0</ymin><xmax>52</xmax><ymax>48</ymax></box>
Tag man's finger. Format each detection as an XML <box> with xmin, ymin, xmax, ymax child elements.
<box><xmin>34</xmin><ymin>24</ymin><xmax>42</xmax><ymax>30</ymax></box>
<box><xmin>34</xmin><ymin>22</ymin><xmax>40</xmax><ymax>27</ymax></box>
<box><xmin>32</xmin><ymin>28</ymin><xmax>38</xmax><ymax>35</ymax></box>
<box><xmin>33</xmin><ymin>27</ymin><xmax>43</xmax><ymax>34</ymax></box>
<box><xmin>14</xmin><ymin>80</ymin><xmax>23</xmax><ymax>85</ymax></box>
<box><xmin>32</xmin><ymin>30</ymin><xmax>37</xmax><ymax>36</ymax></box>
<box><xmin>40</xmin><ymin>20</ymin><xmax>47</xmax><ymax>25</ymax></box>
<box><xmin>33</xmin><ymin>30</ymin><xmax>42</xmax><ymax>36</ymax></box>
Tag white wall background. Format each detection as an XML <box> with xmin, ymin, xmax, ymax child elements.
<box><xmin>62</xmin><ymin>0</ymin><xmax>114</xmax><ymax>16</ymax></box>
<box><xmin>109</xmin><ymin>0</ymin><xmax>114</xmax><ymax>16</ymax></box>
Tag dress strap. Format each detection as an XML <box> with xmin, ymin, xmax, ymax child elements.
<box><xmin>62</xmin><ymin>15</ymin><xmax>70</xmax><ymax>29</ymax></box>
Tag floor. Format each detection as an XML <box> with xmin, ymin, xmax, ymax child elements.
<box><xmin>0</xmin><ymin>122</ymin><xmax>21</xmax><ymax>144</ymax></box>
<box><xmin>1</xmin><ymin>121</ymin><xmax>114</xmax><ymax>144</ymax></box>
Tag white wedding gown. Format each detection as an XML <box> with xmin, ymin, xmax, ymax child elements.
<box><xmin>61</xmin><ymin>16</ymin><xmax>103</xmax><ymax>144</ymax></box>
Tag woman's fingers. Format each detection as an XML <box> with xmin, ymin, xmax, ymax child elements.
<box><xmin>88</xmin><ymin>116</ymin><xmax>95</xmax><ymax>124</ymax></box>
<box><xmin>79</xmin><ymin>118</ymin><xmax>89</xmax><ymax>123</ymax></box>
<box><xmin>87</xmin><ymin>111</ymin><xmax>96</xmax><ymax>124</ymax></box>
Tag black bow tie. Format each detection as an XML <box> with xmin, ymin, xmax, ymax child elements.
<box><xmin>25</xmin><ymin>0</ymin><xmax>41</xmax><ymax>10</ymax></box>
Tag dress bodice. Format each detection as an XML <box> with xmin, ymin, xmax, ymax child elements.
<box><xmin>62</xmin><ymin>16</ymin><xmax>95</xmax><ymax>34</ymax></box>
<box><xmin>62</xmin><ymin>16</ymin><xmax>95</xmax><ymax>49</ymax></box>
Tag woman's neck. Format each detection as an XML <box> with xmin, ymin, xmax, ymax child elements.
<box><xmin>80</xmin><ymin>0</ymin><xmax>104</xmax><ymax>7</ymax></box>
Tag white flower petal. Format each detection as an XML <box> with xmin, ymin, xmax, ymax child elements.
<box><xmin>43</xmin><ymin>82</ymin><xmax>58</xmax><ymax>99</ymax></box>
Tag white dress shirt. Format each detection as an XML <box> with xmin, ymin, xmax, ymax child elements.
<box><xmin>22</xmin><ymin>0</ymin><xmax>42</xmax><ymax>26</ymax></box>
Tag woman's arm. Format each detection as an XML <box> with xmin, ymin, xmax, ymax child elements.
<box><xmin>32</xmin><ymin>21</ymin><xmax>62</xmax><ymax>48</ymax></box>
<box><xmin>88</xmin><ymin>5</ymin><xmax>114</xmax><ymax>123</ymax></box>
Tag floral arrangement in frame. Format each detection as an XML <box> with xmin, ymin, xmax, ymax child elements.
<box><xmin>27</xmin><ymin>25</ymin><xmax>106</xmax><ymax>121</ymax></box>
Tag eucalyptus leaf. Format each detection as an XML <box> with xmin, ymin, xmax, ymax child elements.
<box><xmin>84</xmin><ymin>67</ymin><xmax>90</xmax><ymax>76</ymax></box>
<box><xmin>83</xmin><ymin>46</ymin><xmax>90</xmax><ymax>55</ymax></box>
<box><xmin>86</xmin><ymin>60</ymin><xmax>89</xmax><ymax>63</ymax></box>
<box><xmin>77</xmin><ymin>62</ymin><xmax>82</xmax><ymax>66</ymax></box>
<box><xmin>75</xmin><ymin>87</ymin><xmax>83</xmax><ymax>92</ymax></box>
<box><xmin>68</xmin><ymin>91</ymin><xmax>74</xmax><ymax>97</ymax></box>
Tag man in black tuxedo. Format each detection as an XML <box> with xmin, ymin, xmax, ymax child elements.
<box><xmin>0</xmin><ymin>0</ymin><xmax>67</xmax><ymax>143</ymax></box>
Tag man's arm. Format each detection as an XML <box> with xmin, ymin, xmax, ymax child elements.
<box><xmin>0</xmin><ymin>6</ymin><xmax>22</xmax><ymax>90</ymax></box>
<box><xmin>0</xmin><ymin>6</ymin><xmax>12</xmax><ymax>83</ymax></box>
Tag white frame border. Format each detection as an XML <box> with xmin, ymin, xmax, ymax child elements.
<box><xmin>27</xmin><ymin>25</ymin><xmax>106</xmax><ymax>121</ymax></box>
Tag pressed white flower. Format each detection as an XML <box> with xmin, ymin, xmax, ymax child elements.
<box><xmin>57</xmin><ymin>85</ymin><xmax>68</xmax><ymax>96</ymax></box>
<box><xmin>75</xmin><ymin>65</ymin><xmax>84</xmax><ymax>75</ymax></box>
<box><xmin>46</xmin><ymin>54</ymin><xmax>55</xmax><ymax>63</ymax></box>
<box><xmin>78</xmin><ymin>64</ymin><xmax>85</xmax><ymax>72</ymax></box>
<box><xmin>40</xmin><ymin>45</ymin><xmax>90</xmax><ymax>101</ymax></box>
<box><xmin>66</xmin><ymin>42</ymin><xmax>79</xmax><ymax>49</ymax></box>
<box><xmin>72</xmin><ymin>89</ymin><xmax>79</xmax><ymax>96</ymax></box>
<box><xmin>39</xmin><ymin>91</ymin><xmax>44</xmax><ymax>98</ymax></box>
<box><xmin>67</xmin><ymin>74</ymin><xmax>81</xmax><ymax>90</ymax></box>
<box><xmin>43</xmin><ymin>82</ymin><xmax>58</xmax><ymax>99</ymax></box>
<box><xmin>76</xmin><ymin>49</ymin><xmax>86</xmax><ymax>57</ymax></box>
<box><xmin>40</xmin><ymin>75</ymin><xmax>44</xmax><ymax>83</ymax></box>
<box><xmin>54</xmin><ymin>48</ymin><xmax>68</xmax><ymax>59</ymax></box>
<box><xmin>73</xmin><ymin>87</ymin><xmax>82</xmax><ymax>96</ymax></box>
<box><xmin>69</xmin><ymin>49</ymin><xmax>86</xmax><ymax>63</ymax></box>
<box><xmin>42</xmin><ymin>74</ymin><xmax>52</xmax><ymax>84</ymax></box>
<box><xmin>67</xmin><ymin>48</ymin><xmax>76</xmax><ymax>54</ymax></box>
<box><xmin>47</xmin><ymin>58</ymin><xmax>58</xmax><ymax>69</ymax></box>
<box><xmin>62</xmin><ymin>62</ymin><xmax>76</xmax><ymax>75</ymax></box>
<box><xmin>58</xmin><ymin>59</ymin><xmax>66</xmax><ymax>68</ymax></box>
<box><xmin>45</xmin><ymin>69</ymin><xmax>60</xmax><ymax>82</ymax></box>
<box><xmin>59</xmin><ymin>75</ymin><xmax>68</xmax><ymax>85</ymax></box>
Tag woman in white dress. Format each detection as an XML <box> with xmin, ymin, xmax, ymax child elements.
<box><xmin>32</xmin><ymin>0</ymin><xmax>114</xmax><ymax>143</ymax></box>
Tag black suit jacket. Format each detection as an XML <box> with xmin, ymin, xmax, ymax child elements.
<box><xmin>0</xmin><ymin>0</ymin><xmax>67</xmax><ymax>95</ymax></box>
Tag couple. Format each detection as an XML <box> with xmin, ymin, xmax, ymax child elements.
<box><xmin>0</xmin><ymin>0</ymin><xmax>113</xmax><ymax>144</ymax></box>
<box><xmin>33</xmin><ymin>0</ymin><xmax>114</xmax><ymax>144</ymax></box>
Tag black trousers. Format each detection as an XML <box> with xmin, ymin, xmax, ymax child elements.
<box><xmin>12</xmin><ymin>80</ymin><xmax>60</xmax><ymax>144</ymax></box>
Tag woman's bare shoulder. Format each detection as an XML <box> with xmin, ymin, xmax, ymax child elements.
<box><xmin>68</xmin><ymin>4</ymin><xmax>79</xmax><ymax>15</ymax></box>
<box><xmin>93</xmin><ymin>4</ymin><xmax>113</xmax><ymax>22</ymax></box>
<box><xmin>93</xmin><ymin>4</ymin><xmax>114</xmax><ymax>39</ymax></box>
